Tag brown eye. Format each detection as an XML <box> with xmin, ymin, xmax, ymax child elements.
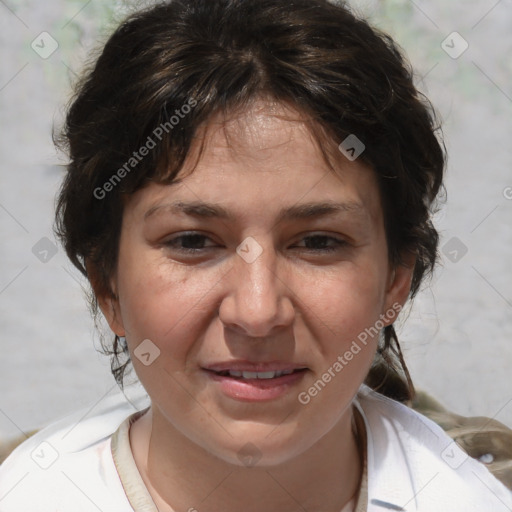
<box><xmin>293</xmin><ymin>235</ymin><xmax>347</xmax><ymax>253</ymax></box>
<box><xmin>164</xmin><ymin>233</ymin><xmax>218</xmax><ymax>253</ymax></box>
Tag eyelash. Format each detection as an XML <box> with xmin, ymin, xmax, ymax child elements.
<box><xmin>163</xmin><ymin>232</ymin><xmax>347</xmax><ymax>254</ymax></box>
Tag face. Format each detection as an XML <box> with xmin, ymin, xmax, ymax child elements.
<box><xmin>101</xmin><ymin>100</ymin><xmax>412</xmax><ymax>466</ymax></box>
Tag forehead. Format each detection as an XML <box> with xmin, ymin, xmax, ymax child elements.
<box><xmin>129</xmin><ymin>100</ymin><xmax>383</xmax><ymax>226</ymax></box>
<box><xmin>187</xmin><ymin>99</ymin><xmax>336</xmax><ymax>173</ymax></box>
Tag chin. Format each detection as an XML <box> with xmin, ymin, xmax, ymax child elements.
<box><xmin>206</xmin><ymin>429</ymin><xmax>312</xmax><ymax>468</ymax></box>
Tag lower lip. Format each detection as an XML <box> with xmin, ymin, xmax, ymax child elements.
<box><xmin>204</xmin><ymin>369</ymin><xmax>307</xmax><ymax>402</ymax></box>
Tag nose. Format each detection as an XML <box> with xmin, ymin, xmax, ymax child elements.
<box><xmin>218</xmin><ymin>242</ymin><xmax>295</xmax><ymax>338</ymax></box>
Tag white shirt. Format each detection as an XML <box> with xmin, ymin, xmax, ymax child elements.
<box><xmin>0</xmin><ymin>385</ymin><xmax>510</xmax><ymax>511</ymax></box>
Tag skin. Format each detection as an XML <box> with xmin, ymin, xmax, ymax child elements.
<box><xmin>98</xmin><ymin>100</ymin><xmax>414</xmax><ymax>512</ymax></box>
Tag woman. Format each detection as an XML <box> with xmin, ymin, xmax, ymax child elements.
<box><xmin>1</xmin><ymin>0</ymin><xmax>510</xmax><ymax>510</ymax></box>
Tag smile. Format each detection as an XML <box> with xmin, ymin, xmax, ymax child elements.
<box><xmin>215</xmin><ymin>369</ymin><xmax>296</xmax><ymax>379</ymax></box>
<box><xmin>203</xmin><ymin>365</ymin><xmax>309</xmax><ymax>402</ymax></box>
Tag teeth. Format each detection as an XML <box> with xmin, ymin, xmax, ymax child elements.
<box><xmin>226</xmin><ymin>369</ymin><xmax>295</xmax><ymax>379</ymax></box>
<box><xmin>242</xmin><ymin>371</ymin><xmax>261</xmax><ymax>379</ymax></box>
<box><xmin>249</xmin><ymin>371</ymin><xmax>274</xmax><ymax>379</ymax></box>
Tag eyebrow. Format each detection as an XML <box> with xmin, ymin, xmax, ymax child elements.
<box><xmin>144</xmin><ymin>200</ymin><xmax>368</xmax><ymax>223</ymax></box>
<box><xmin>144</xmin><ymin>201</ymin><xmax>368</xmax><ymax>222</ymax></box>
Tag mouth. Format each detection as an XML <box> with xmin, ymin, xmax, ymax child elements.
<box><xmin>202</xmin><ymin>362</ymin><xmax>309</xmax><ymax>401</ymax></box>
<box><xmin>211</xmin><ymin>368</ymin><xmax>305</xmax><ymax>379</ymax></box>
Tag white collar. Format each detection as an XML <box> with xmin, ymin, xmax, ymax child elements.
<box><xmin>354</xmin><ymin>388</ymin><xmax>418</xmax><ymax>512</ymax></box>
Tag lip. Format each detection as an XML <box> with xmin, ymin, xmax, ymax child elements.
<box><xmin>202</xmin><ymin>360</ymin><xmax>308</xmax><ymax>373</ymax></box>
<box><xmin>202</xmin><ymin>362</ymin><xmax>309</xmax><ymax>402</ymax></box>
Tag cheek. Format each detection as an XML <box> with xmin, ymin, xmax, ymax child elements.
<box><xmin>116</xmin><ymin>250</ymin><xmax>225</xmax><ymax>361</ymax></box>
<box><xmin>295</xmin><ymin>268</ymin><xmax>384</xmax><ymax>411</ymax></box>
<box><xmin>301</xmin><ymin>261</ymin><xmax>388</xmax><ymax>341</ymax></box>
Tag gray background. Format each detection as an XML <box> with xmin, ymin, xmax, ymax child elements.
<box><xmin>1</xmin><ymin>0</ymin><xmax>511</xmax><ymax>440</ymax></box>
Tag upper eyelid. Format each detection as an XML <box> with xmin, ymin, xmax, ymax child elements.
<box><xmin>165</xmin><ymin>232</ymin><xmax>218</xmax><ymax>245</ymax></box>
<box><xmin>165</xmin><ymin>232</ymin><xmax>347</xmax><ymax>246</ymax></box>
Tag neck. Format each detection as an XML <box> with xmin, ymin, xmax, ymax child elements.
<box><xmin>130</xmin><ymin>406</ymin><xmax>362</xmax><ymax>512</ymax></box>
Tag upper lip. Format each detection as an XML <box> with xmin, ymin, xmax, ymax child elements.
<box><xmin>202</xmin><ymin>360</ymin><xmax>308</xmax><ymax>373</ymax></box>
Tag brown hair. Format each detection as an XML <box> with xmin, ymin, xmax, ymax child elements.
<box><xmin>54</xmin><ymin>0</ymin><xmax>445</xmax><ymax>401</ymax></box>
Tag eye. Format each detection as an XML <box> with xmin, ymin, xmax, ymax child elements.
<box><xmin>163</xmin><ymin>232</ymin><xmax>219</xmax><ymax>254</ymax></box>
<box><xmin>163</xmin><ymin>232</ymin><xmax>348</xmax><ymax>256</ymax></box>
<box><xmin>292</xmin><ymin>234</ymin><xmax>348</xmax><ymax>253</ymax></box>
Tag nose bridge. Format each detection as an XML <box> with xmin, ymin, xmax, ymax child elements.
<box><xmin>240</xmin><ymin>243</ymin><xmax>278</xmax><ymax>299</ymax></box>
<box><xmin>220</xmin><ymin>238</ymin><xmax>294</xmax><ymax>336</ymax></box>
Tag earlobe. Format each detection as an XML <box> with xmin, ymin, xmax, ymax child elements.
<box><xmin>86</xmin><ymin>261</ymin><xmax>126</xmax><ymax>337</ymax></box>
<box><xmin>98</xmin><ymin>294</ymin><xmax>126</xmax><ymax>337</ymax></box>
<box><xmin>383</xmin><ymin>256</ymin><xmax>415</xmax><ymax>323</ymax></box>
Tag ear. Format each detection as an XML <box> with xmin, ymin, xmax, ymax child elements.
<box><xmin>382</xmin><ymin>252</ymin><xmax>415</xmax><ymax>324</ymax></box>
<box><xmin>98</xmin><ymin>292</ymin><xmax>126</xmax><ymax>338</ymax></box>
<box><xmin>86</xmin><ymin>261</ymin><xmax>126</xmax><ymax>337</ymax></box>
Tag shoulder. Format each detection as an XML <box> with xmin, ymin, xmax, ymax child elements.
<box><xmin>0</xmin><ymin>393</ymin><xmax>140</xmax><ymax>512</ymax></box>
<box><xmin>355</xmin><ymin>385</ymin><xmax>512</xmax><ymax>512</ymax></box>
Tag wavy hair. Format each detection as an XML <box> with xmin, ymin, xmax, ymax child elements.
<box><xmin>55</xmin><ymin>0</ymin><xmax>445</xmax><ymax>401</ymax></box>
